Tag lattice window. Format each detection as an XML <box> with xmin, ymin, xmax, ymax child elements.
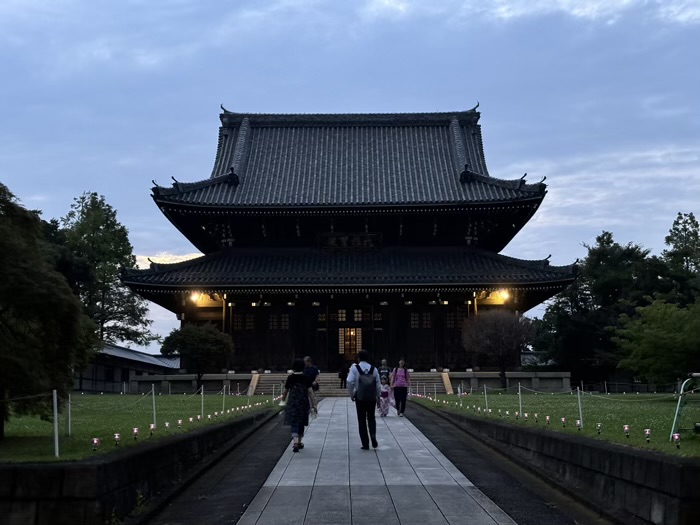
<box><xmin>373</xmin><ymin>312</ymin><xmax>383</xmax><ymax>322</ymax></box>
<box><xmin>337</xmin><ymin>309</ymin><xmax>347</xmax><ymax>321</ymax></box>
<box><xmin>354</xmin><ymin>309</ymin><xmax>363</xmax><ymax>321</ymax></box>
<box><xmin>338</xmin><ymin>329</ymin><xmax>345</xmax><ymax>354</ymax></box>
<box><xmin>318</xmin><ymin>313</ymin><xmax>327</xmax><ymax>322</ymax></box>
<box><xmin>356</xmin><ymin>328</ymin><xmax>363</xmax><ymax>350</ymax></box>
<box><xmin>233</xmin><ymin>314</ymin><xmax>244</xmax><ymax>331</ymax></box>
<box><xmin>280</xmin><ymin>314</ymin><xmax>289</xmax><ymax>330</ymax></box>
<box><xmin>410</xmin><ymin>313</ymin><xmax>420</xmax><ymax>329</ymax></box>
<box><xmin>245</xmin><ymin>314</ymin><xmax>254</xmax><ymax>331</ymax></box>
<box><xmin>422</xmin><ymin>312</ymin><xmax>432</xmax><ymax>329</ymax></box>
<box><xmin>268</xmin><ymin>314</ymin><xmax>279</xmax><ymax>330</ymax></box>
<box><xmin>446</xmin><ymin>312</ymin><xmax>456</xmax><ymax>329</ymax></box>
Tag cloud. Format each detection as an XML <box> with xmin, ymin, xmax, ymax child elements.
<box><xmin>502</xmin><ymin>143</ymin><xmax>700</xmax><ymax>263</ymax></box>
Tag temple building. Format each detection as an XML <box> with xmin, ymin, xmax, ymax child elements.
<box><xmin>122</xmin><ymin>106</ymin><xmax>576</xmax><ymax>371</ymax></box>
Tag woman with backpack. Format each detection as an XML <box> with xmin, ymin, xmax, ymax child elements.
<box><xmin>282</xmin><ymin>358</ymin><xmax>318</xmax><ymax>452</ymax></box>
<box><xmin>390</xmin><ymin>358</ymin><xmax>411</xmax><ymax>417</ymax></box>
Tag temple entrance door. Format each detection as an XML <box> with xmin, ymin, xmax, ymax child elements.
<box><xmin>338</xmin><ymin>327</ymin><xmax>362</xmax><ymax>365</ymax></box>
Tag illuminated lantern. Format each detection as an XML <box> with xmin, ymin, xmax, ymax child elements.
<box><xmin>561</xmin><ymin>417</ymin><xmax>566</xmax><ymax>427</ymax></box>
<box><xmin>91</xmin><ymin>438</ymin><xmax>100</xmax><ymax>451</ymax></box>
<box><xmin>177</xmin><ymin>419</ymin><xmax>183</xmax><ymax>428</ymax></box>
<box><xmin>114</xmin><ymin>433</ymin><xmax>121</xmax><ymax>446</ymax></box>
<box><xmin>623</xmin><ymin>425</ymin><xmax>630</xmax><ymax>437</ymax></box>
<box><xmin>149</xmin><ymin>423</ymin><xmax>156</xmax><ymax>436</ymax></box>
<box><xmin>133</xmin><ymin>427</ymin><xmax>139</xmax><ymax>440</ymax></box>
<box><xmin>524</xmin><ymin>413</ymin><xmax>528</xmax><ymax>421</ymax></box>
<box><xmin>644</xmin><ymin>429</ymin><xmax>651</xmax><ymax>443</ymax></box>
<box><xmin>596</xmin><ymin>423</ymin><xmax>602</xmax><ymax>435</ymax></box>
<box><xmin>165</xmin><ymin>422</ymin><xmax>170</xmax><ymax>431</ymax></box>
<box><xmin>189</xmin><ymin>417</ymin><xmax>194</xmax><ymax>424</ymax></box>
<box><xmin>673</xmin><ymin>433</ymin><xmax>681</xmax><ymax>448</ymax></box>
<box><xmin>576</xmin><ymin>419</ymin><xmax>581</xmax><ymax>430</ymax></box>
<box><xmin>534</xmin><ymin>413</ymin><xmax>539</xmax><ymax>423</ymax></box>
<box><xmin>546</xmin><ymin>416</ymin><xmax>550</xmax><ymax>425</ymax></box>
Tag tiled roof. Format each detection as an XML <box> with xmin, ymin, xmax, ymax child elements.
<box><xmin>121</xmin><ymin>248</ymin><xmax>576</xmax><ymax>289</ymax></box>
<box><xmin>100</xmin><ymin>343</ymin><xmax>180</xmax><ymax>369</ymax></box>
<box><xmin>152</xmin><ymin>110</ymin><xmax>545</xmax><ymax>208</ymax></box>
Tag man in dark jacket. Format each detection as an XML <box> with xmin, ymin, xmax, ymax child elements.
<box><xmin>303</xmin><ymin>356</ymin><xmax>320</xmax><ymax>391</ymax></box>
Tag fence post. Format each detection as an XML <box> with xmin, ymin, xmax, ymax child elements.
<box><xmin>53</xmin><ymin>390</ymin><xmax>59</xmax><ymax>458</ymax></box>
<box><xmin>577</xmin><ymin>386</ymin><xmax>584</xmax><ymax>429</ymax></box>
<box><xmin>518</xmin><ymin>382</ymin><xmax>523</xmax><ymax>417</ymax></box>
<box><xmin>152</xmin><ymin>384</ymin><xmax>156</xmax><ymax>428</ymax></box>
<box><xmin>201</xmin><ymin>385</ymin><xmax>204</xmax><ymax>419</ymax></box>
<box><xmin>483</xmin><ymin>384</ymin><xmax>489</xmax><ymax>414</ymax></box>
<box><xmin>67</xmin><ymin>393</ymin><xmax>72</xmax><ymax>437</ymax></box>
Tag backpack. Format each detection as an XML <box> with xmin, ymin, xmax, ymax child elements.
<box><xmin>355</xmin><ymin>364</ymin><xmax>377</xmax><ymax>402</ymax></box>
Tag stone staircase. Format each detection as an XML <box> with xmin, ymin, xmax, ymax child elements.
<box><xmin>251</xmin><ymin>371</ymin><xmax>447</xmax><ymax>397</ymax></box>
<box><xmin>254</xmin><ymin>373</ymin><xmax>288</xmax><ymax>396</ymax></box>
<box><xmin>409</xmin><ymin>372</ymin><xmax>447</xmax><ymax>397</ymax></box>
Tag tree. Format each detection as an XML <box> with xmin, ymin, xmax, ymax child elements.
<box><xmin>0</xmin><ymin>184</ymin><xmax>98</xmax><ymax>439</ymax></box>
<box><xmin>534</xmin><ymin>231</ymin><xmax>674</xmax><ymax>383</ymax></box>
<box><xmin>60</xmin><ymin>192</ymin><xmax>158</xmax><ymax>346</ymax></box>
<box><xmin>615</xmin><ymin>300</ymin><xmax>700</xmax><ymax>383</ymax></box>
<box><xmin>662</xmin><ymin>212</ymin><xmax>700</xmax><ymax>305</ymax></box>
<box><xmin>160</xmin><ymin>324</ymin><xmax>233</xmax><ymax>389</ymax></box>
<box><xmin>462</xmin><ymin>310</ymin><xmax>534</xmax><ymax>388</ymax></box>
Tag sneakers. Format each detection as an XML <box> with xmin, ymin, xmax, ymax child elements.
<box><xmin>292</xmin><ymin>444</ymin><xmax>299</xmax><ymax>453</ymax></box>
<box><xmin>398</xmin><ymin>413</ymin><xmax>404</xmax><ymax>417</ymax></box>
<box><xmin>298</xmin><ymin>442</ymin><xmax>304</xmax><ymax>449</ymax></box>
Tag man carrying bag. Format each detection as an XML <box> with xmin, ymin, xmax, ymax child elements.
<box><xmin>347</xmin><ymin>350</ymin><xmax>381</xmax><ymax>450</ymax></box>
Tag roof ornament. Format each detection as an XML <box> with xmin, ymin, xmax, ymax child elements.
<box><xmin>538</xmin><ymin>176</ymin><xmax>547</xmax><ymax>184</ymax></box>
<box><xmin>226</xmin><ymin>166</ymin><xmax>240</xmax><ymax>187</ymax></box>
<box><xmin>518</xmin><ymin>173</ymin><xmax>527</xmax><ymax>189</ymax></box>
<box><xmin>460</xmin><ymin>163</ymin><xmax>476</xmax><ymax>183</ymax></box>
<box><xmin>468</xmin><ymin>101</ymin><xmax>480</xmax><ymax>112</ymax></box>
<box><xmin>220</xmin><ymin>103</ymin><xmax>232</xmax><ymax>114</ymax></box>
<box><xmin>543</xmin><ymin>254</ymin><xmax>551</xmax><ymax>268</ymax></box>
<box><xmin>151</xmin><ymin>180</ymin><xmax>161</xmax><ymax>196</ymax></box>
<box><xmin>171</xmin><ymin>176</ymin><xmax>179</xmax><ymax>184</ymax></box>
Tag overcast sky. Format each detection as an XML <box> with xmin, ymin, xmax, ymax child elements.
<box><xmin>2</xmin><ymin>0</ymin><xmax>699</xmax><ymax>351</ymax></box>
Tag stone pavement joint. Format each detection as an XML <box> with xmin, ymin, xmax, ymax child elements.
<box><xmin>237</xmin><ymin>398</ymin><xmax>517</xmax><ymax>525</ymax></box>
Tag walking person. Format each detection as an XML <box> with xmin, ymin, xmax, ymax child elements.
<box><xmin>303</xmin><ymin>355</ymin><xmax>320</xmax><ymax>392</ymax></box>
<box><xmin>338</xmin><ymin>362</ymin><xmax>349</xmax><ymax>389</ymax></box>
<box><xmin>282</xmin><ymin>358</ymin><xmax>318</xmax><ymax>452</ymax></box>
<box><xmin>378</xmin><ymin>359</ymin><xmax>392</xmax><ymax>383</ymax></box>
<box><xmin>391</xmin><ymin>358</ymin><xmax>411</xmax><ymax>417</ymax></box>
<box><xmin>347</xmin><ymin>350</ymin><xmax>381</xmax><ymax>449</ymax></box>
<box><xmin>378</xmin><ymin>376</ymin><xmax>391</xmax><ymax>417</ymax></box>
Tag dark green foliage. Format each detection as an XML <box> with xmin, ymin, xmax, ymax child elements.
<box><xmin>0</xmin><ymin>183</ymin><xmax>98</xmax><ymax>439</ymax></box>
<box><xmin>616</xmin><ymin>301</ymin><xmax>700</xmax><ymax>382</ymax></box>
<box><xmin>60</xmin><ymin>192</ymin><xmax>158</xmax><ymax>346</ymax></box>
<box><xmin>537</xmin><ymin>213</ymin><xmax>700</xmax><ymax>384</ymax></box>
<box><xmin>160</xmin><ymin>324</ymin><xmax>233</xmax><ymax>388</ymax></box>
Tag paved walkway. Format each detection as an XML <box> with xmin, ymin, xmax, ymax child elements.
<box><xmin>237</xmin><ymin>398</ymin><xmax>517</xmax><ymax>525</ymax></box>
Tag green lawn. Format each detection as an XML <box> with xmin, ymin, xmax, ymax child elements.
<box><xmin>412</xmin><ymin>391</ymin><xmax>700</xmax><ymax>457</ymax></box>
<box><xmin>1</xmin><ymin>393</ymin><xmax>277</xmax><ymax>462</ymax></box>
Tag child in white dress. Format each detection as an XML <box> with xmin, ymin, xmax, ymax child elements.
<box><xmin>378</xmin><ymin>377</ymin><xmax>391</xmax><ymax>417</ymax></box>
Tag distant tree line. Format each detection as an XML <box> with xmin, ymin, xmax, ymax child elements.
<box><xmin>0</xmin><ymin>183</ymin><xmax>157</xmax><ymax>439</ymax></box>
<box><xmin>533</xmin><ymin>212</ymin><xmax>700</xmax><ymax>385</ymax></box>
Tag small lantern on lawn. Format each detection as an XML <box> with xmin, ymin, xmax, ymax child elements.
<box><xmin>534</xmin><ymin>413</ymin><xmax>539</xmax><ymax>423</ymax></box>
<box><xmin>91</xmin><ymin>438</ymin><xmax>100</xmax><ymax>451</ymax></box>
<box><xmin>177</xmin><ymin>419</ymin><xmax>183</xmax><ymax>428</ymax></box>
<box><xmin>524</xmin><ymin>413</ymin><xmax>529</xmax><ymax>421</ymax></box>
<box><xmin>197</xmin><ymin>415</ymin><xmax>201</xmax><ymax>422</ymax></box>
<box><xmin>498</xmin><ymin>409</ymin><xmax>502</xmax><ymax>417</ymax></box>
<box><xmin>561</xmin><ymin>417</ymin><xmax>566</xmax><ymax>428</ymax></box>
<box><xmin>644</xmin><ymin>429</ymin><xmax>651</xmax><ymax>443</ymax></box>
<box><xmin>149</xmin><ymin>423</ymin><xmax>155</xmax><ymax>436</ymax></box>
<box><xmin>215</xmin><ymin>411</ymin><xmax>219</xmax><ymax>417</ymax></box>
<box><xmin>114</xmin><ymin>433</ymin><xmax>121</xmax><ymax>446</ymax></box>
<box><xmin>208</xmin><ymin>414</ymin><xmax>212</xmax><ymax>420</ymax></box>
<box><xmin>596</xmin><ymin>423</ymin><xmax>602</xmax><ymax>435</ymax></box>
<box><xmin>515</xmin><ymin>411</ymin><xmax>520</xmax><ymax>419</ymax></box>
<box><xmin>623</xmin><ymin>424</ymin><xmax>630</xmax><ymax>438</ymax></box>
<box><xmin>546</xmin><ymin>415</ymin><xmax>550</xmax><ymax>425</ymax></box>
<box><xmin>506</xmin><ymin>411</ymin><xmax>510</xmax><ymax>417</ymax></box>
<box><xmin>165</xmin><ymin>422</ymin><xmax>170</xmax><ymax>431</ymax></box>
<box><xmin>477</xmin><ymin>407</ymin><xmax>481</xmax><ymax>413</ymax></box>
<box><xmin>133</xmin><ymin>427</ymin><xmax>139</xmax><ymax>440</ymax></box>
<box><xmin>673</xmin><ymin>433</ymin><xmax>681</xmax><ymax>448</ymax></box>
<box><xmin>576</xmin><ymin>419</ymin><xmax>581</xmax><ymax>430</ymax></box>
<box><xmin>488</xmin><ymin>409</ymin><xmax>492</xmax><ymax>415</ymax></box>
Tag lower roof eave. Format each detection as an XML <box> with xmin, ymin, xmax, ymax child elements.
<box><xmin>127</xmin><ymin>279</ymin><xmax>575</xmax><ymax>296</ymax></box>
